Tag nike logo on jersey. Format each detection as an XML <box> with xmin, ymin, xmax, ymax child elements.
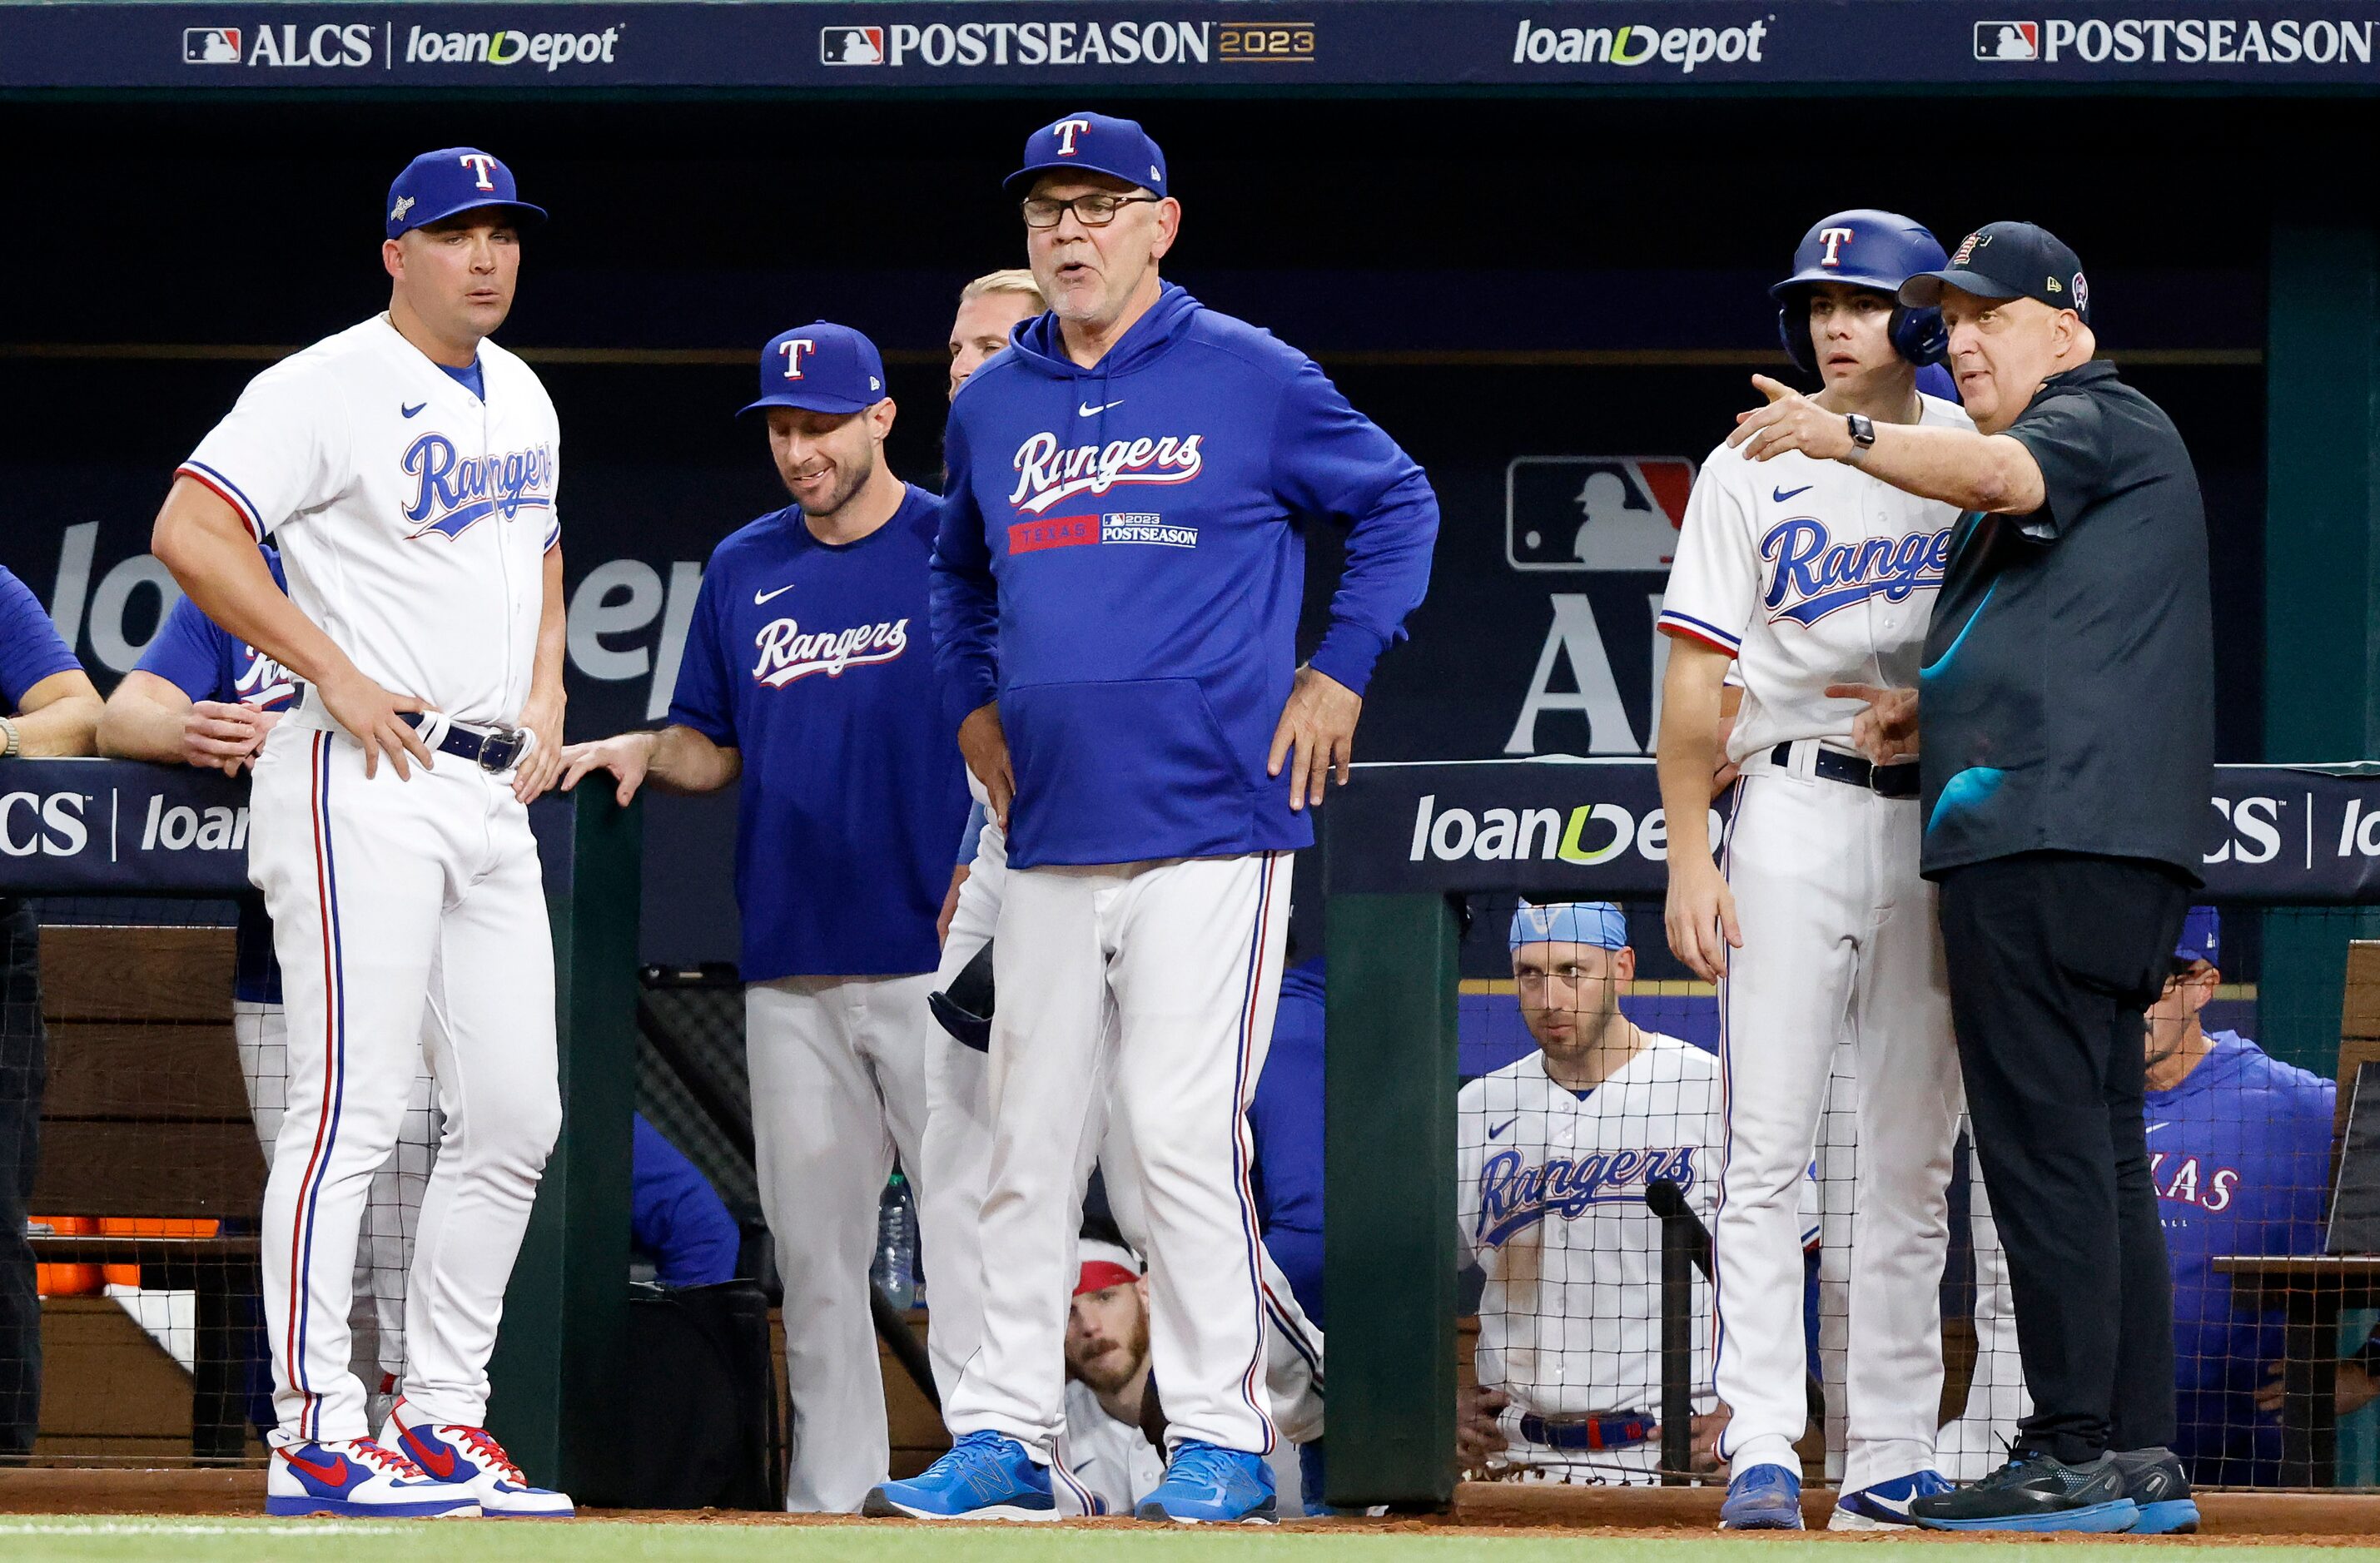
<box><xmin>1759</xmin><ymin>518</ymin><xmax>1952</xmax><ymax>627</ymax></box>
<box><xmin>1473</xmin><ymin>1145</ymin><xmax>1700</xmax><ymax>1248</ymax></box>
<box><xmin>751</xmin><ymin>616</ymin><xmax>910</xmax><ymax>688</ymax></box>
<box><xmin>401</xmin><ymin>402</ymin><xmax>427</xmax><ymax>419</ymax></box>
<box><xmin>1771</xmin><ymin>484</ymin><xmax>1812</xmax><ymax>504</ymax></box>
<box><xmin>2146</xmin><ymin>1121</ymin><xmax>2171</xmax><ymax>1134</ymax></box>
<box><xmin>1079</xmin><ymin>399</ymin><xmax>1125</xmax><ymax>417</ymax></box>
<box><xmin>754</xmin><ymin>584</ymin><xmax>796</xmax><ymax>606</ymax></box>
<box><xmin>1489</xmin><ymin>1117</ymin><xmax>1519</xmax><ymax>1140</ymax></box>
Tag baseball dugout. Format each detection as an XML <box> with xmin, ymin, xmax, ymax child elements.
<box><xmin>1320</xmin><ymin>756</ymin><xmax>2380</xmax><ymax>1506</ymax></box>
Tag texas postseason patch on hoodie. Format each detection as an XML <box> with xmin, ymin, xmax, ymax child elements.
<box><xmin>932</xmin><ymin>283</ymin><xmax>1438</xmax><ymax>870</ymax></box>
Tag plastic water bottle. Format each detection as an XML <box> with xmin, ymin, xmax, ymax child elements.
<box><xmin>872</xmin><ymin>1173</ymin><xmax>917</xmax><ymax>1310</ymax></box>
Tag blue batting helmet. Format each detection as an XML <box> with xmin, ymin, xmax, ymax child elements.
<box><xmin>1772</xmin><ymin>210</ymin><xmax>1950</xmax><ymax>377</ymax></box>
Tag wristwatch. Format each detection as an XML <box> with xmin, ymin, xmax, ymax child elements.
<box><xmin>1845</xmin><ymin>413</ymin><xmax>1878</xmax><ymax>453</ymax></box>
<box><xmin>1</xmin><ymin>716</ymin><xmax>19</xmax><ymax>759</ymax></box>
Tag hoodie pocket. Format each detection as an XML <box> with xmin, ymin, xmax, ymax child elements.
<box><xmin>1001</xmin><ymin>677</ymin><xmax>1256</xmax><ymax>864</ymax></box>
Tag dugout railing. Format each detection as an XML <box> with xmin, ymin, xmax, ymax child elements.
<box><xmin>0</xmin><ymin>758</ymin><xmax>639</xmax><ymax>1486</ymax></box>
<box><xmin>1321</xmin><ymin>757</ymin><xmax>2380</xmax><ymax>1509</ymax></box>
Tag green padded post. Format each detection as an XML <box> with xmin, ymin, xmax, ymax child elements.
<box><xmin>1324</xmin><ymin>891</ymin><xmax>1459</xmax><ymax>1509</ymax></box>
<box><xmin>2263</xmin><ymin>220</ymin><xmax>2380</xmax><ymax>1074</ymax></box>
<box><xmin>488</xmin><ymin>786</ymin><xmax>642</xmax><ymax>1489</ymax></box>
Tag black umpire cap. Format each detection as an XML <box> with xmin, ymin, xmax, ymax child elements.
<box><xmin>1901</xmin><ymin>221</ymin><xmax>2091</xmax><ymax>325</ymax></box>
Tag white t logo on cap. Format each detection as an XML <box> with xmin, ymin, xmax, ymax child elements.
<box><xmin>1817</xmin><ymin>226</ymin><xmax>1854</xmax><ymax>266</ymax></box>
<box><xmin>458</xmin><ymin>152</ymin><xmax>499</xmax><ymax>191</ymax></box>
<box><xmin>1053</xmin><ymin>119</ymin><xmax>1092</xmax><ymax>156</ymax></box>
<box><xmin>781</xmin><ymin>339</ymin><xmax>816</xmax><ymax>380</ymax></box>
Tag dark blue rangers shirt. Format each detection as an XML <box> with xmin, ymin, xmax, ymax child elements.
<box><xmin>631</xmin><ymin>1114</ymin><xmax>740</xmax><ymax>1289</ymax></box>
<box><xmin>1</xmin><ymin>565</ymin><xmax>80</xmax><ymax>709</ymax></box>
<box><xmin>932</xmin><ymin>282</ymin><xmax>1438</xmax><ymax>869</ymax></box>
<box><xmin>134</xmin><ymin>547</ymin><xmax>298</xmax><ymax>1005</ymax></box>
<box><xmin>669</xmin><ymin>484</ymin><xmax>969</xmax><ymax>982</ymax></box>
<box><xmin>2149</xmin><ymin>1030</ymin><xmax>2335</xmax><ymax>1485</ymax></box>
<box><xmin>1250</xmin><ymin>955</ymin><xmax>1325</xmax><ymax>1322</ymax></box>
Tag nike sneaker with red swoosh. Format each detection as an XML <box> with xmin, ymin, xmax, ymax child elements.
<box><xmin>266</xmin><ymin>1437</ymin><xmax>479</xmax><ymax>1518</ymax></box>
<box><xmin>383</xmin><ymin>1397</ymin><xmax>574</xmax><ymax>1518</ymax></box>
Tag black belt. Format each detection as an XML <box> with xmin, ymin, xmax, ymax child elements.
<box><xmin>400</xmin><ymin>712</ymin><xmax>527</xmax><ymax>773</ymax></box>
<box><xmin>1771</xmin><ymin>742</ymin><xmax>1918</xmax><ymax>800</ymax></box>
<box><xmin>1518</xmin><ymin>1411</ymin><xmax>1657</xmax><ymax>1453</ymax></box>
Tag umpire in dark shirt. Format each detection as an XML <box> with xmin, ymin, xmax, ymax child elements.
<box><xmin>1727</xmin><ymin>222</ymin><xmax>2214</xmax><ymax>1533</ymax></box>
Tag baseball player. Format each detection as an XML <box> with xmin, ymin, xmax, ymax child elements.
<box><xmin>1654</xmin><ymin>211</ymin><xmax>1970</xmax><ymax>1529</ymax></box>
<box><xmin>1461</xmin><ymin>903</ymin><xmax>1815</xmax><ymax>1484</ymax></box>
<box><xmin>872</xmin><ymin>110</ymin><xmax>1436</xmax><ymax>1525</ymax></box>
<box><xmin>99</xmin><ymin>548</ymin><xmax>440</xmax><ymax>1422</ymax></box>
<box><xmin>1061</xmin><ymin>1235</ymin><xmax>1168</xmax><ymax>1513</ymax></box>
<box><xmin>560</xmin><ymin>321</ymin><xmax>968</xmax><ymax>1513</ymax></box>
<box><xmin>152</xmin><ymin>147</ymin><xmax>571</xmax><ymax>1519</ymax></box>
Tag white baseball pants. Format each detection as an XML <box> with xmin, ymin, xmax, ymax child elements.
<box><xmin>918</xmin><ymin>824</ymin><xmax>1324</xmax><ymax>1447</ymax></box>
<box><xmin>246</xmin><ymin>725</ymin><xmax>559</xmax><ymax>1446</ymax></box>
<box><xmin>1711</xmin><ymin>745</ymin><xmax>1964</xmax><ymax>1493</ymax></box>
<box><xmin>745</xmin><ymin>970</ymin><xmax>936</xmax><ymax>1513</ymax></box>
<box><xmin>235</xmin><ymin>1001</ymin><xmax>436</xmax><ymax>1384</ymax></box>
<box><xmin>945</xmin><ymin>851</ymin><xmax>1293</xmax><ymax>1465</ymax></box>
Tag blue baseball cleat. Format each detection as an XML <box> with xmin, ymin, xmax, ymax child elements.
<box><xmin>1829</xmin><ymin>1468</ymin><xmax>1954</xmax><ymax>1530</ymax></box>
<box><xmin>1134</xmin><ymin>1439</ymin><xmax>1278</xmax><ymax>1524</ymax></box>
<box><xmin>862</xmin><ymin>1431</ymin><xmax>1057</xmax><ymax>1521</ymax></box>
<box><xmin>1720</xmin><ymin>1461</ymin><xmax>1804</xmax><ymax>1530</ymax></box>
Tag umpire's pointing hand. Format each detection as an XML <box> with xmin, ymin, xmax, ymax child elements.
<box><xmin>1729</xmin><ymin>375</ymin><xmax>1856</xmax><ymax>464</ymax></box>
<box><xmin>1269</xmin><ymin>666</ymin><xmax>1361</xmax><ymax>812</ymax></box>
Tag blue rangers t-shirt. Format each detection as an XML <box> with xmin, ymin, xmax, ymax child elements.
<box><xmin>1</xmin><ymin>565</ymin><xmax>81</xmax><ymax>710</ymax></box>
<box><xmin>2149</xmin><ymin>1030</ymin><xmax>2335</xmax><ymax>1484</ymax></box>
<box><xmin>134</xmin><ymin>546</ymin><xmax>299</xmax><ymax>1004</ymax></box>
<box><xmin>669</xmin><ymin>484</ymin><xmax>969</xmax><ymax>982</ymax></box>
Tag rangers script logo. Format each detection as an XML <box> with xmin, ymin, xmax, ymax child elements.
<box><xmin>751</xmin><ymin>616</ymin><xmax>910</xmax><ymax>687</ymax></box>
<box><xmin>1009</xmin><ymin>430</ymin><xmax>1204</xmax><ymax>515</ymax></box>
<box><xmin>1473</xmin><ymin>1145</ymin><xmax>1700</xmax><ymax>1247</ymax></box>
<box><xmin>401</xmin><ymin>434</ymin><xmax>554</xmax><ymax>540</ymax></box>
<box><xmin>1759</xmin><ymin>519</ymin><xmax>1952</xmax><ymax>627</ymax></box>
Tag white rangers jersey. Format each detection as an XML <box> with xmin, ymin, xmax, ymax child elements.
<box><xmin>178</xmin><ymin>315</ymin><xmax>559</xmax><ymax>728</ymax></box>
<box><xmin>1458</xmin><ymin>1035</ymin><xmax>1816</xmax><ymax>1422</ymax></box>
<box><xmin>1656</xmin><ymin>393</ymin><xmax>1973</xmax><ymax>763</ymax></box>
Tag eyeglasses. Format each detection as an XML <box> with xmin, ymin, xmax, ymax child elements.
<box><xmin>1020</xmin><ymin>192</ymin><xmax>1161</xmax><ymax>230</ymax></box>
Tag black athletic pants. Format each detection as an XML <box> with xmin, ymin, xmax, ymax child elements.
<box><xmin>1937</xmin><ymin>851</ymin><xmax>2189</xmax><ymax>1466</ymax></box>
<box><xmin>0</xmin><ymin>900</ymin><xmax>43</xmax><ymax>1456</ymax></box>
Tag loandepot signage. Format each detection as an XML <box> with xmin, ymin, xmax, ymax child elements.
<box><xmin>1509</xmin><ymin>16</ymin><xmax>1770</xmax><ymax>72</ymax></box>
<box><xmin>401</xmin><ymin>24</ymin><xmax>626</xmax><ymax>69</ymax></box>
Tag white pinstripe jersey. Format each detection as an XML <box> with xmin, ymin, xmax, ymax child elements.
<box><xmin>1657</xmin><ymin>394</ymin><xmax>1972</xmax><ymax>763</ymax></box>
<box><xmin>178</xmin><ymin>315</ymin><xmax>559</xmax><ymax>728</ymax></box>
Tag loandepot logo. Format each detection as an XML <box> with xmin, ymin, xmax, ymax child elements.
<box><xmin>1510</xmin><ymin>16</ymin><xmax>1768</xmax><ymax>72</ymax></box>
<box><xmin>1408</xmin><ymin>793</ymin><xmax>1722</xmax><ymax>866</ymax></box>
<box><xmin>403</xmin><ymin>23</ymin><xmax>625</xmax><ymax>71</ymax></box>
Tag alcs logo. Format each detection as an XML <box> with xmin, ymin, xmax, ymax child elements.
<box><xmin>183</xmin><ymin>23</ymin><xmax>375</xmax><ymax>67</ymax></box>
<box><xmin>0</xmin><ymin>792</ymin><xmax>89</xmax><ymax>858</ymax></box>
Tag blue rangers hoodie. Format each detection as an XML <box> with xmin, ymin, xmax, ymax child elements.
<box><xmin>932</xmin><ymin>281</ymin><xmax>1438</xmax><ymax>870</ymax></box>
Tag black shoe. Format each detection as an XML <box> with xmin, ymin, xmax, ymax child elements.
<box><xmin>2110</xmin><ymin>1446</ymin><xmax>2199</xmax><ymax>1535</ymax></box>
<box><xmin>1908</xmin><ymin>1450</ymin><xmax>2139</xmax><ymax>1533</ymax></box>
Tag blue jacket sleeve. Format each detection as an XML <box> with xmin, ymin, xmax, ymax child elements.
<box><xmin>0</xmin><ymin>566</ymin><xmax>81</xmax><ymax>711</ymax></box>
<box><xmin>1268</xmin><ymin>361</ymin><xmax>1439</xmax><ymax>696</ymax></box>
<box><xmin>630</xmin><ymin>1114</ymin><xmax>741</xmax><ymax>1289</ymax></box>
<box><xmin>664</xmin><ymin>561</ymin><xmax>738</xmax><ymax>747</ymax></box>
<box><xmin>929</xmin><ymin>412</ymin><xmax>1002</xmax><ymax>732</ymax></box>
<box><xmin>136</xmin><ymin>593</ymin><xmax>236</xmax><ymax>703</ymax></box>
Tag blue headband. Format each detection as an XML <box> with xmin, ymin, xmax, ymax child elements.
<box><xmin>1509</xmin><ymin>901</ymin><xmax>1628</xmax><ymax>953</ymax></box>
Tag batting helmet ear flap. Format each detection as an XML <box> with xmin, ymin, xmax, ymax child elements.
<box><xmin>1891</xmin><ymin>303</ymin><xmax>1950</xmax><ymax>367</ymax></box>
<box><xmin>1776</xmin><ymin>295</ymin><xmax>1821</xmax><ymax>380</ymax></box>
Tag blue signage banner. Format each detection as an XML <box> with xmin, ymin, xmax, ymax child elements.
<box><xmin>1</xmin><ymin>2</ymin><xmax>2374</xmax><ymax>92</ymax></box>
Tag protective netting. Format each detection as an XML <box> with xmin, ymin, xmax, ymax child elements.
<box><xmin>1452</xmin><ymin>895</ymin><xmax>2380</xmax><ymax>1491</ymax></box>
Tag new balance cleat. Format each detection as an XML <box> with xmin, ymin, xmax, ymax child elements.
<box><xmin>1720</xmin><ymin>1461</ymin><xmax>1803</xmax><ymax>1529</ymax></box>
<box><xmin>1135</xmin><ymin>1440</ymin><xmax>1277</xmax><ymax>1523</ymax></box>
<box><xmin>1829</xmin><ymin>1468</ymin><xmax>1954</xmax><ymax>1530</ymax></box>
<box><xmin>862</xmin><ymin>1431</ymin><xmax>1057</xmax><ymax>1520</ymax></box>
<box><xmin>381</xmin><ymin>1398</ymin><xmax>574</xmax><ymax>1518</ymax></box>
<box><xmin>266</xmin><ymin>1437</ymin><xmax>479</xmax><ymax>1518</ymax></box>
<box><xmin>2112</xmin><ymin>1446</ymin><xmax>2199</xmax><ymax>1535</ymax></box>
<box><xmin>1911</xmin><ymin>1449</ymin><xmax>2139</xmax><ymax>1532</ymax></box>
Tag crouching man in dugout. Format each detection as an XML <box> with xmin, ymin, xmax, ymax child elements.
<box><xmin>1458</xmin><ymin>902</ymin><xmax>1818</xmax><ymax>1484</ymax></box>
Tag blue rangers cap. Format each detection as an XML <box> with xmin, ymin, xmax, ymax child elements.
<box><xmin>1005</xmin><ymin>111</ymin><xmax>1167</xmax><ymax>198</ymax></box>
<box><xmin>740</xmin><ymin>322</ymin><xmax>887</xmax><ymax>417</ymax></box>
<box><xmin>1509</xmin><ymin>901</ymin><xmax>1629</xmax><ymax>954</ymax></box>
<box><xmin>2175</xmin><ymin>906</ymin><xmax>2219</xmax><ymax>967</ymax></box>
<box><xmin>385</xmin><ymin>146</ymin><xmax>545</xmax><ymax>241</ymax></box>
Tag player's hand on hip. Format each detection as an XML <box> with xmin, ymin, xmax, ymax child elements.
<box><xmin>957</xmin><ymin>704</ymin><xmax>1015</xmax><ymax>830</ymax></box>
<box><xmin>1664</xmin><ymin>855</ymin><xmax>1742</xmax><ymax>982</ymax></box>
<box><xmin>181</xmin><ymin>700</ymin><xmax>276</xmax><ymax>776</ymax></box>
<box><xmin>1728</xmin><ymin>375</ymin><xmax>1854</xmax><ymax>464</ymax></box>
<box><xmin>1269</xmin><ymin>665</ymin><xmax>1363</xmax><ymax>812</ymax></box>
<box><xmin>316</xmin><ymin>664</ymin><xmax>435</xmax><ymax>781</ymax></box>
<box><xmin>510</xmin><ymin>687</ymin><xmax>566</xmax><ymax>805</ymax></box>
<box><xmin>559</xmin><ymin>731</ymin><xmax>658</xmax><ymax>807</ymax></box>
<box><xmin>1824</xmin><ymin>682</ymin><xmax>1920</xmax><ymax>765</ymax></box>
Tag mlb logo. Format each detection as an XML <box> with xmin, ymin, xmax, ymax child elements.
<box><xmin>183</xmin><ymin>27</ymin><xmax>243</xmax><ymax>63</ymax></box>
<box><xmin>821</xmin><ymin>26</ymin><xmax>886</xmax><ymax>65</ymax></box>
<box><xmin>1975</xmin><ymin>21</ymin><xmax>2040</xmax><ymax>60</ymax></box>
<box><xmin>1506</xmin><ymin>457</ymin><xmax>1696</xmax><ymax>573</ymax></box>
